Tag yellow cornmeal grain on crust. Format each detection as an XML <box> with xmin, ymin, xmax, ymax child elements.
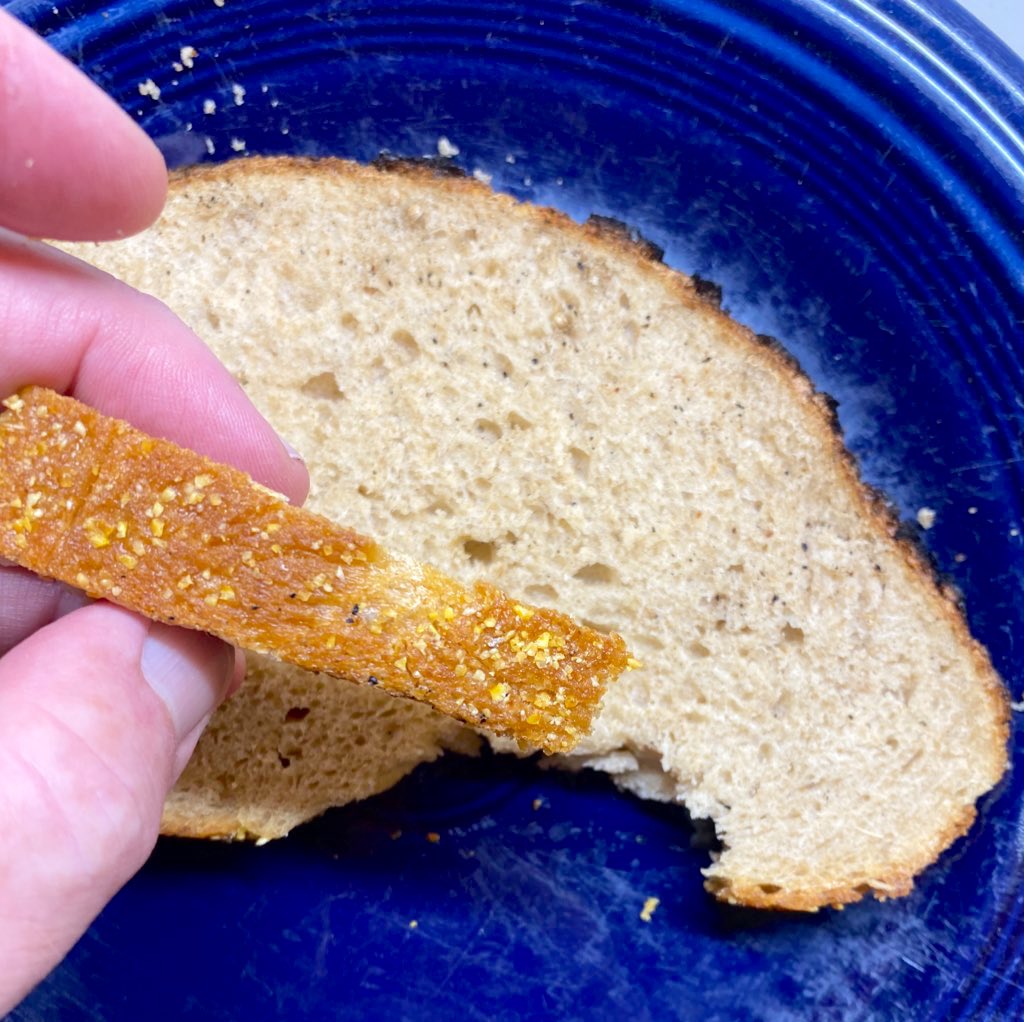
<box><xmin>0</xmin><ymin>387</ymin><xmax>633</xmax><ymax>753</ymax></box>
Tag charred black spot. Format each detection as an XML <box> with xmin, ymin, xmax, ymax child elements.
<box><xmin>691</xmin><ymin>274</ymin><xmax>723</xmax><ymax>308</ymax></box>
<box><xmin>373</xmin><ymin>153</ymin><xmax>468</xmax><ymax>179</ymax></box>
<box><xmin>585</xmin><ymin>214</ymin><xmax>665</xmax><ymax>262</ymax></box>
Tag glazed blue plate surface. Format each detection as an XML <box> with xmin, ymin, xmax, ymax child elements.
<box><xmin>5</xmin><ymin>1</ymin><xmax>1024</xmax><ymax>1018</ymax></box>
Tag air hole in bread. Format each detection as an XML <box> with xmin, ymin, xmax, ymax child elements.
<box><xmin>689</xmin><ymin>641</ymin><xmax>712</xmax><ymax>659</ymax></box>
<box><xmin>758</xmin><ymin>742</ymin><xmax>773</xmax><ymax>762</ymax></box>
<box><xmin>424</xmin><ymin>500</ymin><xmax>453</xmax><ymax>517</ymax></box>
<box><xmin>782</xmin><ymin>624</ymin><xmax>805</xmax><ymax>644</ymax></box>
<box><xmin>901</xmin><ymin>675</ymin><xmax>920</xmax><ymax>704</ymax></box>
<box><xmin>462</xmin><ymin>538</ymin><xmax>496</xmax><ymax>564</ymax></box>
<box><xmin>573</xmin><ymin>562</ymin><xmax>618</xmax><ymax>585</ymax></box>
<box><xmin>475</xmin><ymin>418</ymin><xmax>502</xmax><ymax>441</ymax></box>
<box><xmin>569</xmin><ymin>446</ymin><xmax>590</xmax><ymax>479</ymax></box>
<box><xmin>340</xmin><ymin>311</ymin><xmax>360</xmax><ymax>331</ymax></box>
<box><xmin>391</xmin><ymin>329</ymin><xmax>420</xmax><ymax>360</ymax></box>
<box><xmin>507</xmin><ymin>411</ymin><xmax>531</xmax><ymax>430</ymax></box>
<box><xmin>301</xmin><ymin>371</ymin><xmax>344</xmax><ymax>401</ymax></box>
<box><xmin>525</xmin><ymin>583</ymin><xmax>558</xmax><ymax>602</ymax></box>
<box><xmin>204</xmin><ymin>304</ymin><xmax>222</xmax><ymax>331</ymax></box>
<box><xmin>727</xmin><ymin>563</ymin><xmax>745</xmax><ymax>574</ymax></box>
<box><xmin>772</xmin><ymin>690</ymin><xmax>793</xmax><ymax>717</ymax></box>
<box><xmin>758</xmin><ymin>883</ymin><xmax>782</xmax><ymax>895</ymax></box>
<box><xmin>632</xmin><ymin>633</ymin><xmax>665</xmax><ymax>653</ymax></box>
<box><xmin>284</xmin><ymin>707</ymin><xmax>310</xmax><ymax>723</ymax></box>
<box><xmin>278</xmin><ymin>754</ymin><xmax>291</xmax><ymax>769</ymax></box>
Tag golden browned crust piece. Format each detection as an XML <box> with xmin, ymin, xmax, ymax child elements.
<box><xmin>0</xmin><ymin>387</ymin><xmax>633</xmax><ymax>752</ymax></box>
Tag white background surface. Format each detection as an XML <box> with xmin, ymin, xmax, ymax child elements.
<box><xmin>958</xmin><ymin>0</ymin><xmax>1024</xmax><ymax>57</ymax></box>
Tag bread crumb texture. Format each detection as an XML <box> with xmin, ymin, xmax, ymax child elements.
<box><xmin>55</xmin><ymin>157</ymin><xmax>1008</xmax><ymax>910</ymax></box>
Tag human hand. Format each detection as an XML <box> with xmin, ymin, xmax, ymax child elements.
<box><xmin>0</xmin><ymin>11</ymin><xmax>309</xmax><ymax>1012</ymax></box>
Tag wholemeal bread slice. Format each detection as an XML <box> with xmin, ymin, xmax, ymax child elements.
<box><xmin>56</xmin><ymin>156</ymin><xmax>1008</xmax><ymax>910</ymax></box>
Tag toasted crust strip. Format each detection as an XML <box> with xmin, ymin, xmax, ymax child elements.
<box><xmin>0</xmin><ymin>387</ymin><xmax>632</xmax><ymax>752</ymax></box>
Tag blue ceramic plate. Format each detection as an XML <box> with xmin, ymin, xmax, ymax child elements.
<box><xmin>6</xmin><ymin>1</ymin><xmax>1024</xmax><ymax>1018</ymax></box>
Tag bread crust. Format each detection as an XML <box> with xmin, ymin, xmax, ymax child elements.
<box><xmin>0</xmin><ymin>387</ymin><xmax>631</xmax><ymax>754</ymax></box>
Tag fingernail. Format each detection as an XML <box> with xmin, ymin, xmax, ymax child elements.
<box><xmin>140</xmin><ymin>624</ymin><xmax>234</xmax><ymax>742</ymax></box>
<box><xmin>281</xmin><ymin>437</ymin><xmax>304</xmax><ymax>462</ymax></box>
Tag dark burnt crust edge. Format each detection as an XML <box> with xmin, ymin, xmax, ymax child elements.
<box><xmin>584</xmin><ymin>214</ymin><xmax>666</xmax><ymax>264</ymax></box>
<box><xmin>371</xmin><ymin>152</ymin><xmax>469</xmax><ymax>179</ymax></box>
<box><xmin>165</xmin><ymin>155</ymin><xmax>1010</xmax><ymax>910</ymax></box>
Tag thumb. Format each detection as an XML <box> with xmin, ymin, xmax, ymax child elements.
<box><xmin>0</xmin><ymin>603</ymin><xmax>235</xmax><ymax>1013</ymax></box>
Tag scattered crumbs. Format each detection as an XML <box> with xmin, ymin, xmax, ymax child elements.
<box><xmin>24</xmin><ymin>157</ymin><xmax>34</xmax><ymax>170</ymax></box>
<box><xmin>203</xmin><ymin>98</ymin><xmax>217</xmax><ymax>115</ymax></box>
<box><xmin>916</xmin><ymin>507</ymin><xmax>936</xmax><ymax>530</ymax></box>
<box><xmin>954</xmin><ymin>552</ymin><xmax>967</xmax><ymax>563</ymax></box>
<box><xmin>532</xmin><ymin>798</ymin><xmax>543</xmax><ymax>811</ymax></box>
<box><xmin>180</xmin><ymin>45</ymin><xmax>198</xmax><ymax>69</ymax></box>
<box><xmin>281</xmin><ymin>125</ymin><xmax>290</xmax><ymax>135</ymax></box>
<box><xmin>213</xmin><ymin>0</ymin><xmax>225</xmax><ymax>6</ymax></box>
<box><xmin>390</xmin><ymin>829</ymin><xmax>402</xmax><ymax>840</ymax></box>
<box><xmin>409</xmin><ymin>920</ymin><xmax>419</xmax><ymax>929</ymax></box>
<box><xmin>232</xmin><ymin>82</ymin><xmax>246</xmax><ymax>106</ymax></box>
<box><xmin>205</xmin><ymin>136</ymin><xmax>216</xmax><ymax>155</ymax></box>
<box><xmin>230</xmin><ymin>137</ymin><xmax>247</xmax><ymax>152</ymax></box>
<box><xmin>505</xmin><ymin>153</ymin><xmax>516</xmax><ymax>164</ymax></box>
<box><xmin>138</xmin><ymin>78</ymin><xmax>161</xmax><ymax>100</ymax></box>
<box><xmin>1011</xmin><ymin>527</ymin><xmax>1020</xmax><ymax>538</ymax></box>
<box><xmin>254</xmin><ymin>837</ymin><xmax>270</xmax><ymax>847</ymax></box>
<box><xmin>555</xmin><ymin>177</ymin><xmax>564</xmax><ymax>186</ymax></box>
<box><xmin>472</xmin><ymin>168</ymin><xmax>493</xmax><ymax>185</ymax></box>
<box><xmin>260</xmin><ymin>83</ymin><xmax>269</xmax><ymax>93</ymax></box>
<box><xmin>640</xmin><ymin>896</ymin><xmax>660</xmax><ymax>923</ymax></box>
<box><xmin>967</xmin><ymin>506</ymin><xmax>978</xmax><ymax>515</ymax></box>
<box><xmin>1011</xmin><ymin>697</ymin><xmax>1024</xmax><ymax>712</ymax></box>
<box><xmin>437</xmin><ymin>135</ymin><xmax>459</xmax><ymax>158</ymax></box>
<box><xmin>172</xmin><ymin>61</ymin><xmax>183</xmax><ymax>73</ymax></box>
<box><xmin>270</xmin><ymin>97</ymin><xmax>281</xmax><ymax>108</ymax></box>
<box><xmin>426</xmin><ymin>831</ymin><xmax>441</xmax><ymax>844</ymax></box>
<box><xmin>523</xmin><ymin>176</ymin><xmax>533</xmax><ymax>187</ymax></box>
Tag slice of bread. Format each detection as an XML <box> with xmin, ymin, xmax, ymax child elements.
<box><xmin>56</xmin><ymin>157</ymin><xmax>1008</xmax><ymax>910</ymax></box>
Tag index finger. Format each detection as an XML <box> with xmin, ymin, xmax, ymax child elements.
<box><xmin>0</xmin><ymin>9</ymin><xmax>167</xmax><ymax>241</ymax></box>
